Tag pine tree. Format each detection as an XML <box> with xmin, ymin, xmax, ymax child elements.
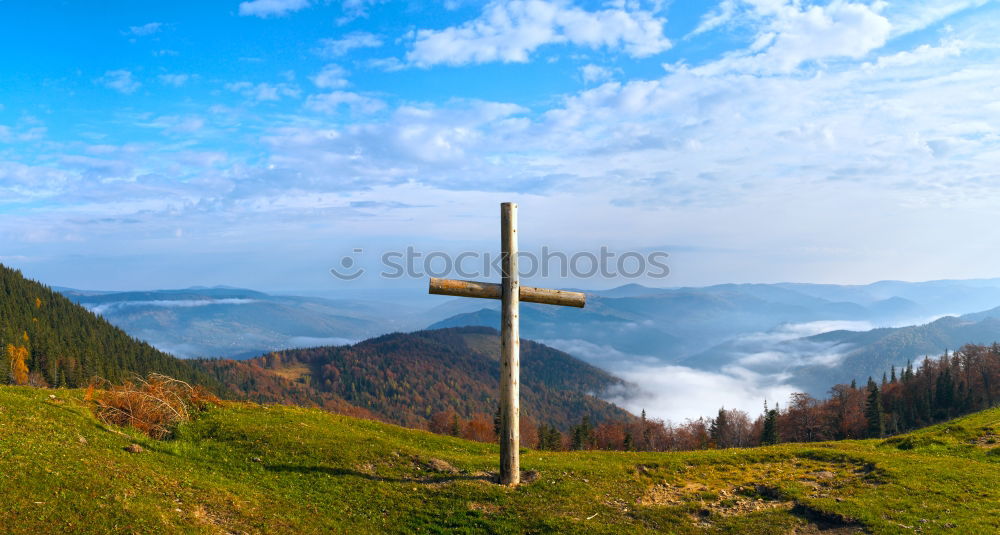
<box><xmin>760</xmin><ymin>402</ymin><xmax>779</xmax><ymax>445</ymax></box>
<box><xmin>571</xmin><ymin>415</ymin><xmax>593</xmax><ymax>450</ymax></box>
<box><xmin>537</xmin><ymin>424</ymin><xmax>562</xmax><ymax>451</ymax></box>
<box><xmin>865</xmin><ymin>380</ymin><xmax>884</xmax><ymax>438</ymax></box>
<box><xmin>710</xmin><ymin>407</ymin><xmax>729</xmax><ymax>448</ymax></box>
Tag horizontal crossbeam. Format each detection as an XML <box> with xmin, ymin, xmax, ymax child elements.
<box><xmin>428</xmin><ymin>277</ymin><xmax>586</xmax><ymax>308</ymax></box>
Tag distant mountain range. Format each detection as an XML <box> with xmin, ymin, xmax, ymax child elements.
<box><xmin>58</xmin><ymin>287</ymin><xmax>404</xmax><ymax>358</ymax></box>
<box><xmin>428</xmin><ymin>281</ymin><xmax>940</xmax><ymax>361</ymax></box>
<box><xmin>48</xmin><ymin>276</ymin><xmax>1000</xmax><ymax>402</ymax></box>
<box><xmin>428</xmin><ymin>279</ymin><xmax>1000</xmax><ymax>396</ymax></box>
<box><xmin>194</xmin><ymin>326</ymin><xmax>634</xmax><ymax>430</ymax></box>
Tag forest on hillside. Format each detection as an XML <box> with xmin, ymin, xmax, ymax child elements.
<box><xmin>195</xmin><ymin>327</ymin><xmax>634</xmax><ymax>431</ymax></box>
<box><xmin>0</xmin><ymin>264</ymin><xmax>219</xmax><ymax>389</ymax></box>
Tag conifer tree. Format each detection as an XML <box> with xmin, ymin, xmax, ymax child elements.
<box><xmin>865</xmin><ymin>379</ymin><xmax>884</xmax><ymax>438</ymax></box>
<box><xmin>710</xmin><ymin>407</ymin><xmax>729</xmax><ymax>448</ymax></box>
<box><xmin>571</xmin><ymin>415</ymin><xmax>593</xmax><ymax>450</ymax></box>
<box><xmin>760</xmin><ymin>402</ymin><xmax>779</xmax><ymax>445</ymax></box>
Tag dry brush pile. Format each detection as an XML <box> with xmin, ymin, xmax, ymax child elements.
<box><xmin>86</xmin><ymin>373</ymin><xmax>220</xmax><ymax>439</ymax></box>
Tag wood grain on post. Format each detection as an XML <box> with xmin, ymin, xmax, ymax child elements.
<box><xmin>499</xmin><ymin>202</ymin><xmax>520</xmax><ymax>486</ymax></box>
<box><xmin>428</xmin><ymin>278</ymin><xmax>586</xmax><ymax>308</ymax></box>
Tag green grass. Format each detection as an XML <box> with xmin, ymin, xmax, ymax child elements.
<box><xmin>2</xmin><ymin>386</ymin><xmax>999</xmax><ymax>534</ymax></box>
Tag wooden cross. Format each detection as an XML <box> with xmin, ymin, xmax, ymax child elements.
<box><xmin>428</xmin><ymin>202</ymin><xmax>586</xmax><ymax>485</ymax></box>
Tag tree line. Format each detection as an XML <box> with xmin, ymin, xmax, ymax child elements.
<box><xmin>429</xmin><ymin>343</ymin><xmax>1000</xmax><ymax>451</ymax></box>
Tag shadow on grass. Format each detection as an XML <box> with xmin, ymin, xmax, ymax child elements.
<box><xmin>264</xmin><ymin>464</ymin><xmax>496</xmax><ymax>485</ymax></box>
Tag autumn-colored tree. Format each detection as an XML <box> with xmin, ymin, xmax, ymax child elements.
<box><xmin>520</xmin><ymin>413</ymin><xmax>539</xmax><ymax>449</ymax></box>
<box><xmin>463</xmin><ymin>413</ymin><xmax>496</xmax><ymax>442</ymax></box>
<box><xmin>430</xmin><ymin>409</ymin><xmax>460</xmax><ymax>436</ymax></box>
<box><xmin>593</xmin><ymin>421</ymin><xmax>626</xmax><ymax>450</ymax></box>
<box><xmin>6</xmin><ymin>344</ymin><xmax>29</xmax><ymax>385</ymax></box>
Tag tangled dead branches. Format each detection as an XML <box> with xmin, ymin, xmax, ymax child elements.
<box><xmin>86</xmin><ymin>374</ymin><xmax>220</xmax><ymax>439</ymax></box>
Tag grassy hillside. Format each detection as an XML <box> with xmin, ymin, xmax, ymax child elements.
<box><xmin>195</xmin><ymin>327</ymin><xmax>633</xmax><ymax>431</ymax></box>
<box><xmin>0</xmin><ymin>264</ymin><xmax>220</xmax><ymax>389</ymax></box>
<box><xmin>2</xmin><ymin>385</ymin><xmax>998</xmax><ymax>534</ymax></box>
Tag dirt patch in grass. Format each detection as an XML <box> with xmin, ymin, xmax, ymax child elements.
<box><xmin>636</xmin><ymin>457</ymin><xmax>871</xmax><ymax>531</ymax></box>
<box><xmin>187</xmin><ymin>504</ymin><xmax>241</xmax><ymax>535</ymax></box>
<box><xmin>423</xmin><ymin>458</ymin><xmax>459</xmax><ymax>474</ymax></box>
<box><xmin>970</xmin><ymin>427</ymin><xmax>1000</xmax><ymax>448</ymax></box>
<box><xmin>468</xmin><ymin>502</ymin><xmax>501</xmax><ymax>514</ymax></box>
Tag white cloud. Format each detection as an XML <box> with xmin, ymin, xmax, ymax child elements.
<box><xmin>238</xmin><ymin>0</ymin><xmax>310</xmax><ymax>18</ymax></box>
<box><xmin>407</xmin><ymin>0</ymin><xmax>672</xmax><ymax>67</ymax></box>
<box><xmin>0</xmin><ymin>125</ymin><xmax>41</xmax><ymax>143</ymax></box>
<box><xmin>304</xmin><ymin>91</ymin><xmax>385</xmax><ymax>114</ymax></box>
<box><xmin>607</xmin><ymin>363</ymin><xmax>797</xmax><ymax>422</ymax></box>
<box><xmin>88</xmin><ymin>298</ymin><xmax>259</xmax><ymax>315</ymax></box>
<box><xmin>689</xmin><ymin>0</ymin><xmax>738</xmax><ymax>37</ymax></box>
<box><xmin>580</xmin><ymin>63</ymin><xmax>613</xmax><ymax>84</ymax></box>
<box><xmin>367</xmin><ymin>57</ymin><xmax>405</xmax><ymax>72</ymax></box>
<box><xmin>0</xmin><ymin>160</ymin><xmax>76</xmax><ymax>199</ymax></box>
<box><xmin>225</xmin><ymin>81</ymin><xmax>300</xmax><ymax>102</ymax></box>
<box><xmin>312</xmin><ymin>64</ymin><xmax>349</xmax><ymax>89</ymax></box>
<box><xmin>98</xmin><ymin>70</ymin><xmax>140</xmax><ymax>94</ymax></box>
<box><xmin>337</xmin><ymin>0</ymin><xmax>384</xmax><ymax>24</ymax></box>
<box><xmin>866</xmin><ymin>39</ymin><xmax>964</xmax><ymax>69</ymax></box>
<box><xmin>147</xmin><ymin>115</ymin><xmax>206</xmax><ymax>135</ymax></box>
<box><xmin>542</xmin><ymin>338</ymin><xmax>796</xmax><ymax>421</ymax></box>
<box><xmin>700</xmin><ymin>0</ymin><xmax>892</xmax><ymax>74</ymax></box>
<box><xmin>126</xmin><ymin>22</ymin><xmax>163</xmax><ymax>36</ymax></box>
<box><xmin>158</xmin><ymin>73</ymin><xmax>191</xmax><ymax>87</ymax></box>
<box><xmin>883</xmin><ymin>0</ymin><xmax>989</xmax><ymax>37</ymax></box>
<box><xmin>316</xmin><ymin>32</ymin><xmax>384</xmax><ymax>56</ymax></box>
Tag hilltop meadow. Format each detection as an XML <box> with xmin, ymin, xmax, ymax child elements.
<box><xmin>2</xmin><ymin>385</ymin><xmax>998</xmax><ymax>534</ymax></box>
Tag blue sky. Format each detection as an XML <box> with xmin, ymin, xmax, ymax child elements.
<box><xmin>1</xmin><ymin>0</ymin><xmax>999</xmax><ymax>292</ymax></box>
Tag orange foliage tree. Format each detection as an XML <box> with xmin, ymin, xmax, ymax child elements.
<box><xmin>7</xmin><ymin>344</ymin><xmax>29</xmax><ymax>385</ymax></box>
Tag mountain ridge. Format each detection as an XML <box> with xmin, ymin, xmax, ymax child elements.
<box><xmin>193</xmin><ymin>326</ymin><xmax>634</xmax><ymax>431</ymax></box>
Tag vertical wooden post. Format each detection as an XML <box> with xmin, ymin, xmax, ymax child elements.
<box><xmin>499</xmin><ymin>202</ymin><xmax>520</xmax><ymax>486</ymax></box>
